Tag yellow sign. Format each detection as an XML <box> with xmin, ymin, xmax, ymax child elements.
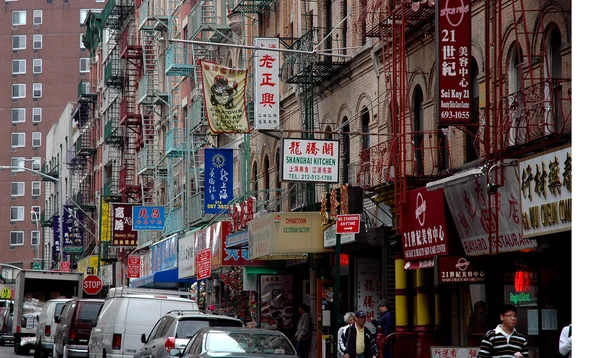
<box><xmin>0</xmin><ymin>287</ymin><xmax>11</xmax><ymax>299</ymax></box>
<box><xmin>101</xmin><ymin>199</ymin><xmax>111</xmax><ymax>242</ymax></box>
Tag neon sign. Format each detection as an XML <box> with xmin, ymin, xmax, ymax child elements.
<box><xmin>509</xmin><ymin>292</ymin><xmax>532</xmax><ymax>305</ymax></box>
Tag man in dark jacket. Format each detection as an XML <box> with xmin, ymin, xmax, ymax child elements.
<box><xmin>340</xmin><ymin>310</ymin><xmax>378</xmax><ymax>358</ymax></box>
<box><xmin>373</xmin><ymin>300</ymin><xmax>394</xmax><ymax>358</ymax></box>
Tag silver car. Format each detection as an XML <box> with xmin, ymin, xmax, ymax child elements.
<box><xmin>135</xmin><ymin>311</ymin><xmax>243</xmax><ymax>358</ymax></box>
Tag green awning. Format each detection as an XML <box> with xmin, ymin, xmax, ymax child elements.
<box><xmin>245</xmin><ymin>267</ymin><xmax>286</xmax><ymax>275</ymax></box>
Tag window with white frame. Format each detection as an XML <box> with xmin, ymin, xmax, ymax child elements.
<box><xmin>11</xmin><ymin>157</ymin><xmax>25</xmax><ymax>172</ymax></box>
<box><xmin>11</xmin><ymin>133</ymin><xmax>25</xmax><ymax>148</ymax></box>
<box><xmin>80</xmin><ymin>34</ymin><xmax>85</xmax><ymax>49</ymax></box>
<box><xmin>33</xmin><ymin>34</ymin><xmax>42</xmax><ymax>49</ymax></box>
<box><xmin>33</xmin><ymin>83</ymin><xmax>42</xmax><ymax>98</ymax></box>
<box><xmin>31</xmin><ymin>231</ymin><xmax>40</xmax><ymax>246</ymax></box>
<box><xmin>12</xmin><ymin>84</ymin><xmax>26</xmax><ymax>99</ymax></box>
<box><xmin>10</xmin><ymin>232</ymin><xmax>24</xmax><ymax>246</ymax></box>
<box><xmin>33</xmin><ymin>10</ymin><xmax>42</xmax><ymax>25</ymax></box>
<box><xmin>80</xmin><ymin>9</ymin><xmax>89</xmax><ymax>24</ymax></box>
<box><xmin>32</xmin><ymin>181</ymin><xmax>41</xmax><ymax>197</ymax></box>
<box><xmin>80</xmin><ymin>58</ymin><xmax>90</xmax><ymax>73</ymax></box>
<box><xmin>12</xmin><ymin>11</ymin><xmax>26</xmax><ymax>26</ymax></box>
<box><xmin>32</xmin><ymin>157</ymin><xmax>41</xmax><ymax>171</ymax></box>
<box><xmin>10</xmin><ymin>206</ymin><xmax>24</xmax><ymax>221</ymax></box>
<box><xmin>12</xmin><ymin>108</ymin><xmax>26</xmax><ymax>123</ymax></box>
<box><xmin>12</xmin><ymin>60</ymin><xmax>26</xmax><ymax>75</ymax></box>
<box><xmin>11</xmin><ymin>182</ymin><xmax>25</xmax><ymax>197</ymax></box>
<box><xmin>32</xmin><ymin>132</ymin><xmax>42</xmax><ymax>147</ymax></box>
<box><xmin>12</xmin><ymin>35</ymin><xmax>26</xmax><ymax>50</ymax></box>
<box><xmin>32</xmin><ymin>108</ymin><xmax>42</xmax><ymax>123</ymax></box>
<box><xmin>33</xmin><ymin>59</ymin><xmax>42</xmax><ymax>74</ymax></box>
<box><xmin>31</xmin><ymin>206</ymin><xmax>41</xmax><ymax>221</ymax></box>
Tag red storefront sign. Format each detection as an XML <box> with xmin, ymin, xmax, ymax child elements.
<box><xmin>204</xmin><ymin>221</ymin><xmax>260</xmax><ymax>269</ymax></box>
<box><xmin>127</xmin><ymin>256</ymin><xmax>141</xmax><ymax>279</ymax></box>
<box><xmin>112</xmin><ymin>204</ymin><xmax>138</xmax><ymax>246</ymax></box>
<box><xmin>401</xmin><ymin>187</ymin><xmax>449</xmax><ymax>260</ymax></box>
<box><xmin>437</xmin><ymin>0</ymin><xmax>471</xmax><ymax>124</ymax></box>
<box><xmin>434</xmin><ymin>256</ymin><xmax>485</xmax><ymax>285</ymax></box>
<box><xmin>228</xmin><ymin>197</ymin><xmax>255</xmax><ymax>233</ymax></box>
<box><xmin>197</xmin><ymin>248</ymin><xmax>211</xmax><ymax>280</ymax></box>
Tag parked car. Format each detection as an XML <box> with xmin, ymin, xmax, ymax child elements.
<box><xmin>168</xmin><ymin>327</ymin><xmax>298</xmax><ymax>358</ymax></box>
<box><xmin>53</xmin><ymin>298</ymin><xmax>104</xmax><ymax>358</ymax></box>
<box><xmin>0</xmin><ymin>308</ymin><xmax>14</xmax><ymax>346</ymax></box>
<box><xmin>134</xmin><ymin>311</ymin><xmax>243</xmax><ymax>358</ymax></box>
<box><xmin>34</xmin><ymin>298</ymin><xmax>70</xmax><ymax>358</ymax></box>
<box><xmin>88</xmin><ymin>287</ymin><xmax>198</xmax><ymax>358</ymax></box>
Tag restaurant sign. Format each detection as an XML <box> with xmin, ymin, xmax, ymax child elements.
<box><xmin>434</xmin><ymin>256</ymin><xmax>485</xmax><ymax>285</ymax></box>
<box><xmin>282</xmin><ymin>138</ymin><xmax>339</xmax><ymax>183</ymax></box>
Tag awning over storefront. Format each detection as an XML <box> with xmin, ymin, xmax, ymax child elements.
<box><xmin>248</xmin><ymin>212</ymin><xmax>332</xmax><ymax>260</ymax></box>
<box><xmin>129</xmin><ymin>268</ymin><xmax>197</xmax><ymax>288</ymax></box>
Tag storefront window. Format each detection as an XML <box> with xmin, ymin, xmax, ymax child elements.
<box><xmin>465</xmin><ymin>284</ymin><xmax>487</xmax><ymax>346</ymax></box>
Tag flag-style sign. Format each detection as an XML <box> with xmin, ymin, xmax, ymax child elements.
<box><xmin>112</xmin><ymin>204</ymin><xmax>138</xmax><ymax>246</ymax></box>
<box><xmin>199</xmin><ymin>60</ymin><xmax>250</xmax><ymax>134</ymax></box>
<box><xmin>254</xmin><ymin>38</ymin><xmax>280</xmax><ymax>130</ymax></box>
<box><xmin>204</xmin><ymin>148</ymin><xmax>234</xmax><ymax>214</ymax></box>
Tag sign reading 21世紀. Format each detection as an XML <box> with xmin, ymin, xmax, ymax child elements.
<box><xmin>204</xmin><ymin>148</ymin><xmax>234</xmax><ymax>214</ymax></box>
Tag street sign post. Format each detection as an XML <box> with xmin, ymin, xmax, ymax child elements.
<box><xmin>33</xmin><ymin>262</ymin><xmax>41</xmax><ymax>270</ymax></box>
<box><xmin>82</xmin><ymin>275</ymin><xmax>103</xmax><ymax>295</ymax></box>
<box><xmin>336</xmin><ymin>214</ymin><xmax>361</xmax><ymax>234</ymax></box>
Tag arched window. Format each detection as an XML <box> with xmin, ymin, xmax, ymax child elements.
<box><xmin>324</xmin><ymin>125</ymin><xmax>333</xmax><ymax>140</ymax></box>
<box><xmin>263</xmin><ymin>156</ymin><xmax>270</xmax><ymax>203</ymax></box>
<box><xmin>361</xmin><ymin>107</ymin><xmax>370</xmax><ymax>151</ymax></box>
<box><xmin>252</xmin><ymin>161</ymin><xmax>258</xmax><ymax>196</ymax></box>
<box><xmin>342</xmin><ymin>117</ymin><xmax>350</xmax><ymax>183</ymax></box>
<box><xmin>413</xmin><ymin>86</ymin><xmax>424</xmax><ymax>175</ymax></box>
<box><xmin>546</xmin><ymin>27</ymin><xmax>563</xmax><ymax>133</ymax></box>
<box><xmin>508</xmin><ymin>44</ymin><xmax>525</xmax><ymax>146</ymax></box>
<box><xmin>467</xmin><ymin>58</ymin><xmax>480</xmax><ymax>162</ymax></box>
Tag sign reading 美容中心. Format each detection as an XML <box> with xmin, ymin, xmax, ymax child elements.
<box><xmin>112</xmin><ymin>204</ymin><xmax>138</xmax><ymax>246</ymax></box>
<box><xmin>282</xmin><ymin>138</ymin><xmax>340</xmax><ymax>183</ymax></box>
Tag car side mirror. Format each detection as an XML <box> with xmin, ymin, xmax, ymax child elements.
<box><xmin>169</xmin><ymin>348</ymin><xmax>182</xmax><ymax>357</ymax></box>
<box><xmin>141</xmin><ymin>333</ymin><xmax>147</xmax><ymax>344</ymax></box>
<box><xmin>54</xmin><ymin>316</ymin><xmax>60</xmax><ymax>324</ymax></box>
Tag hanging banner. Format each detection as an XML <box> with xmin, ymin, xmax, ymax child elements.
<box><xmin>443</xmin><ymin>166</ymin><xmax>537</xmax><ymax>256</ymax></box>
<box><xmin>63</xmin><ymin>206</ymin><xmax>84</xmax><ymax>253</ymax></box>
<box><xmin>199</xmin><ymin>60</ymin><xmax>250</xmax><ymax>133</ymax></box>
<box><xmin>281</xmin><ymin>138</ymin><xmax>340</xmax><ymax>183</ymax></box>
<box><xmin>253</xmin><ymin>37</ymin><xmax>280</xmax><ymax>130</ymax></box>
<box><xmin>204</xmin><ymin>148</ymin><xmax>234</xmax><ymax>214</ymax></box>
<box><xmin>101</xmin><ymin>199</ymin><xmax>111</xmax><ymax>242</ymax></box>
<box><xmin>151</xmin><ymin>235</ymin><xmax>178</xmax><ymax>273</ymax></box>
<box><xmin>52</xmin><ymin>216</ymin><xmax>61</xmax><ymax>262</ymax></box>
<box><xmin>112</xmin><ymin>204</ymin><xmax>138</xmax><ymax>246</ymax></box>
<box><xmin>436</xmin><ymin>0</ymin><xmax>471</xmax><ymax>124</ymax></box>
<box><xmin>356</xmin><ymin>258</ymin><xmax>381</xmax><ymax>328</ymax></box>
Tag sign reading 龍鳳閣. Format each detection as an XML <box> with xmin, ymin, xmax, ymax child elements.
<box><xmin>282</xmin><ymin>138</ymin><xmax>339</xmax><ymax>183</ymax></box>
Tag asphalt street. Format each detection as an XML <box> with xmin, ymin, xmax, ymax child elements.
<box><xmin>0</xmin><ymin>344</ymin><xmax>33</xmax><ymax>358</ymax></box>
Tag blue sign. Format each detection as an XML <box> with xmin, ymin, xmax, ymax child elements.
<box><xmin>151</xmin><ymin>235</ymin><xmax>178</xmax><ymax>273</ymax></box>
<box><xmin>52</xmin><ymin>206</ymin><xmax>84</xmax><ymax>261</ymax></box>
<box><xmin>204</xmin><ymin>148</ymin><xmax>234</xmax><ymax>214</ymax></box>
<box><xmin>225</xmin><ymin>230</ymin><xmax>249</xmax><ymax>248</ymax></box>
<box><xmin>132</xmin><ymin>206</ymin><xmax>166</xmax><ymax>231</ymax></box>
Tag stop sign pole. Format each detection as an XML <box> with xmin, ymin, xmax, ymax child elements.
<box><xmin>82</xmin><ymin>275</ymin><xmax>103</xmax><ymax>295</ymax></box>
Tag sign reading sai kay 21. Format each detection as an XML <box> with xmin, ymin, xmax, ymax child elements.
<box><xmin>436</xmin><ymin>0</ymin><xmax>471</xmax><ymax>124</ymax></box>
<box><xmin>402</xmin><ymin>187</ymin><xmax>449</xmax><ymax>260</ymax></box>
<box><xmin>254</xmin><ymin>38</ymin><xmax>280</xmax><ymax>130</ymax></box>
<box><xmin>112</xmin><ymin>204</ymin><xmax>138</xmax><ymax>246</ymax></box>
<box><xmin>132</xmin><ymin>206</ymin><xmax>165</xmax><ymax>231</ymax></box>
<box><xmin>435</xmin><ymin>256</ymin><xmax>485</xmax><ymax>285</ymax></box>
<box><xmin>204</xmin><ymin>148</ymin><xmax>234</xmax><ymax>214</ymax></box>
<box><xmin>520</xmin><ymin>146</ymin><xmax>571</xmax><ymax>238</ymax></box>
<box><xmin>282</xmin><ymin>138</ymin><xmax>340</xmax><ymax>183</ymax></box>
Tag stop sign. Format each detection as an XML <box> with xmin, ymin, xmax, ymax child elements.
<box><xmin>82</xmin><ymin>275</ymin><xmax>103</xmax><ymax>295</ymax></box>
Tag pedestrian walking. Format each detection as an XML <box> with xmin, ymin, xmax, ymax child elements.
<box><xmin>295</xmin><ymin>303</ymin><xmax>312</xmax><ymax>358</ymax></box>
<box><xmin>372</xmin><ymin>300</ymin><xmax>394</xmax><ymax>358</ymax></box>
<box><xmin>339</xmin><ymin>310</ymin><xmax>378</xmax><ymax>358</ymax></box>
<box><xmin>558</xmin><ymin>324</ymin><xmax>571</xmax><ymax>357</ymax></box>
<box><xmin>477</xmin><ymin>304</ymin><xmax>528</xmax><ymax>358</ymax></box>
<box><xmin>337</xmin><ymin>312</ymin><xmax>356</xmax><ymax>357</ymax></box>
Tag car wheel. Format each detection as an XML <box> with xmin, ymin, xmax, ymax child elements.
<box><xmin>34</xmin><ymin>343</ymin><xmax>41</xmax><ymax>358</ymax></box>
<box><xmin>0</xmin><ymin>337</ymin><xmax>4</xmax><ymax>346</ymax></box>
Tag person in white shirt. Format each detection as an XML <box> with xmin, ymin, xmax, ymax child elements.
<box><xmin>559</xmin><ymin>324</ymin><xmax>572</xmax><ymax>357</ymax></box>
<box><xmin>337</xmin><ymin>312</ymin><xmax>356</xmax><ymax>358</ymax></box>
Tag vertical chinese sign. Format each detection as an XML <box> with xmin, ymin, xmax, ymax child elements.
<box><xmin>281</xmin><ymin>138</ymin><xmax>340</xmax><ymax>183</ymax></box>
<box><xmin>62</xmin><ymin>206</ymin><xmax>84</xmax><ymax>254</ymax></box>
<box><xmin>254</xmin><ymin>38</ymin><xmax>280</xmax><ymax>130</ymax></box>
<box><xmin>436</xmin><ymin>1</ymin><xmax>471</xmax><ymax>124</ymax></box>
<box><xmin>112</xmin><ymin>204</ymin><xmax>138</xmax><ymax>246</ymax></box>
<box><xmin>101</xmin><ymin>199</ymin><xmax>111</xmax><ymax>242</ymax></box>
<box><xmin>199</xmin><ymin>60</ymin><xmax>250</xmax><ymax>133</ymax></box>
<box><xmin>204</xmin><ymin>148</ymin><xmax>234</xmax><ymax>214</ymax></box>
<box><xmin>356</xmin><ymin>258</ymin><xmax>381</xmax><ymax>326</ymax></box>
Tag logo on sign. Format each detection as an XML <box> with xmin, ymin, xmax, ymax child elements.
<box><xmin>415</xmin><ymin>193</ymin><xmax>427</xmax><ymax>226</ymax></box>
<box><xmin>456</xmin><ymin>258</ymin><xmax>470</xmax><ymax>271</ymax></box>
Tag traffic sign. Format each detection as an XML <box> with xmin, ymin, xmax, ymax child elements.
<box><xmin>336</xmin><ymin>214</ymin><xmax>361</xmax><ymax>234</ymax></box>
<box><xmin>60</xmin><ymin>261</ymin><xmax>70</xmax><ymax>272</ymax></box>
<box><xmin>33</xmin><ymin>262</ymin><xmax>41</xmax><ymax>270</ymax></box>
<box><xmin>0</xmin><ymin>287</ymin><xmax>11</xmax><ymax>299</ymax></box>
<box><xmin>82</xmin><ymin>275</ymin><xmax>103</xmax><ymax>295</ymax></box>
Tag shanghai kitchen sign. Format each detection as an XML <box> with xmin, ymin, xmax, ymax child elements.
<box><xmin>282</xmin><ymin>138</ymin><xmax>339</xmax><ymax>183</ymax></box>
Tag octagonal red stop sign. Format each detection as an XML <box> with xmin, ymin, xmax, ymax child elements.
<box><xmin>82</xmin><ymin>275</ymin><xmax>103</xmax><ymax>295</ymax></box>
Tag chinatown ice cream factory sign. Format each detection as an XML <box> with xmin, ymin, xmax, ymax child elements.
<box><xmin>402</xmin><ymin>187</ymin><xmax>449</xmax><ymax>260</ymax></box>
<box><xmin>282</xmin><ymin>138</ymin><xmax>339</xmax><ymax>183</ymax></box>
<box><xmin>519</xmin><ymin>146</ymin><xmax>571</xmax><ymax>238</ymax></box>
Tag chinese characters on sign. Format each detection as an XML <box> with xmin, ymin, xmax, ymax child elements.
<box><xmin>204</xmin><ymin>148</ymin><xmax>234</xmax><ymax>214</ymax></box>
<box><xmin>356</xmin><ymin>258</ymin><xmax>381</xmax><ymax>325</ymax></box>
<box><xmin>435</xmin><ymin>256</ymin><xmax>485</xmax><ymax>284</ymax></box>
<box><xmin>431</xmin><ymin>347</ymin><xmax>479</xmax><ymax>358</ymax></box>
<box><xmin>112</xmin><ymin>204</ymin><xmax>138</xmax><ymax>246</ymax></box>
<box><xmin>254</xmin><ymin>38</ymin><xmax>280</xmax><ymax>130</ymax></box>
<box><xmin>282</xmin><ymin>138</ymin><xmax>340</xmax><ymax>183</ymax></box>
<box><xmin>197</xmin><ymin>248</ymin><xmax>211</xmax><ymax>280</ymax></box>
<box><xmin>519</xmin><ymin>146</ymin><xmax>571</xmax><ymax>237</ymax></box>
<box><xmin>62</xmin><ymin>206</ymin><xmax>84</xmax><ymax>253</ymax></box>
<box><xmin>132</xmin><ymin>206</ymin><xmax>165</xmax><ymax>231</ymax></box>
<box><xmin>128</xmin><ymin>256</ymin><xmax>141</xmax><ymax>279</ymax></box>
<box><xmin>437</xmin><ymin>0</ymin><xmax>471</xmax><ymax>124</ymax></box>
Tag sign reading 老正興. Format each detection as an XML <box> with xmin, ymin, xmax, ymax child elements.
<box><xmin>204</xmin><ymin>148</ymin><xmax>234</xmax><ymax>214</ymax></box>
<box><xmin>519</xmin><ymin>145</ymin><xmax>571</xmax><ymax>238</ymax></box>
<box><xmin>254</xmin><ymin>38</ymin><xmax>280</xmax><ymax>130</ymax></box>
<box><xmin>282</xmin><ymin>138</ymin><xmax>339</xmax><ymax>183</ymax></box>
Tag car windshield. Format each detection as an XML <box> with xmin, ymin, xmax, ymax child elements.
<box><xmin>79</xmin><ymin>303</ymin><xmax>102</xmax><ymax>322</ymax></box>
<box><xmin>176</xmin><ymin>319</ymin><xmax>242</xmax><ymax>339</ymax></box>
<box><xmin>206</xmin><ymin>332</ymin><xmax>295</xmax><ymax>355</ymax></box>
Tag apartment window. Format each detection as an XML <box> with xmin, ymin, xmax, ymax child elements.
<box><xmin>11</xmin><ymin>157</ymin><xmax>25</xmax><ymax>172</ymax></box>
<box><xmin>12</xmin><ymin>84</ymin><xmax>26</xmax><ymax>99</ymax></box>
<box><xmin>33</xmin><ymin>83</ymin><xmax>42</xmax><ymax>98</ymax></box>
<box><xmin>80</xmin><ymin>58</ymin><xmax>90</xmax><ymax>73</ymax></box>
<box><xmin>11</xmin><ymin>206</ymin><xmax>25</xmax><ymax>221</ymax></box>
<box><xmin>32</xmin><ymin>132</ymin><xmax>42</xmax><ymax>147</ymax></box>
<box><xmin>12</xmin><ymin>11</ymin><xmax>26</xmax><ymax>26</ymax></box>
<box><xmin>31</xmin><ymin>206</ymin><xmax>41</xmax><ymax>221</ymax></box>
<box><xmin>12</xmin><ymin>108</ymin><xmax>26</xmax><ymax>123</ymax></box>
<box><xmin>80</xmin><ymin>9</ymin><xmax>90</xmax><ymax>24</ymax></box>
<box><xmin>33</xmin><ymin>34</ymin><xmax>42</xmax><ymax>49</ymax></box>
<box><xmin>12</xmin><ymin>35</ymin><xmax>26</xmax><ymax>50</ymax></box>
<box><xmin>10</xmin><ymin>232</ymin><xmax>25</xmax><ymax>247</ymax></box>
<box><xmin>33</xmin><ymin>10</ymin><xmax>42</xmax><ymax>25</ymax></box>
<box><xmin>12</xmin><ymin>133</ymin><xmax>25</xmax><ymax>148</ymax></box>
<box><xmin>33</xmin><ymin>59</ymin><xmax>42</xmax><ymax>74</ymax></box>
<box><xmin>32</xmin><ymin>181</ymin><xmax>41</xmax><ymax>197</ymax></box>
<box><xmin>11</xmin><ymin>182</ymin><xmax>25</xmax><ymax>197</ymax></box>
<box><xmin>80</xmin><ymin>34</ymin><xmax>85</xmax><ymax>49</ymax></box>
<box><xmin>12</xmin><ymin>60</ymin><xmax>26</xmax><ymax>75</ymax></box>
<box><xmin>32</xmin><ymin>157</ymin><xmax>41</xmax><ymax>171</ymax></box>
<box><xmin>32</xmin><ymin>108</ymin><xmax>42</xmax><ymax>123</ymax></box>
<box><xmin>31</xmin><ymin>231</ymin><xmax>40</xmax><ymax>246</ymax></box>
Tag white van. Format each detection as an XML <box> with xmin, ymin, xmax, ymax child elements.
<box><xmin>34</xmin><ymin>298</ymin><xmax>70</xmax><ymax>358</ymax></box>
<box><xmin>88</xmin><ymin>288</ymin><xmax>197</xmax><ymax>358</ymax></box>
